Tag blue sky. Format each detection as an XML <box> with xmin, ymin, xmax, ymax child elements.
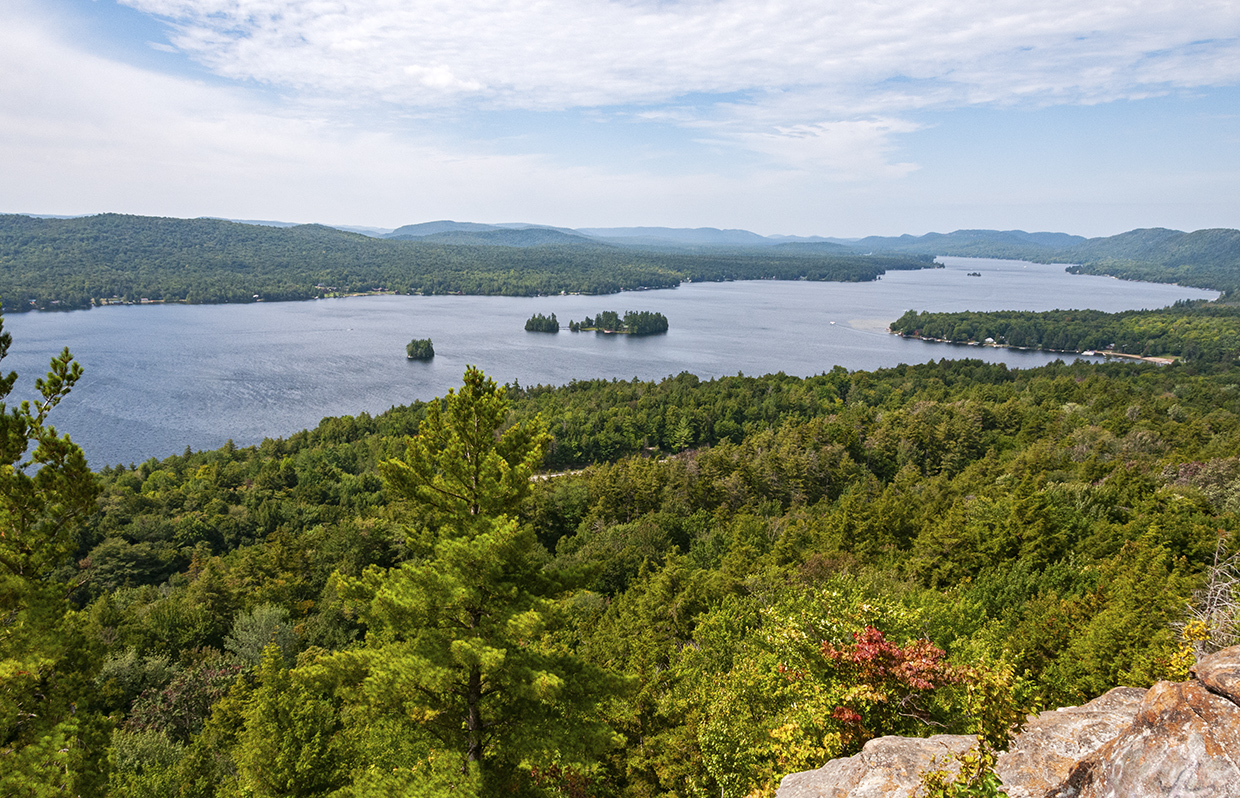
<box><xmin>3</xmin><ymin>0</ymin><xmax>1239</xmax><ymax>237</ymax></box>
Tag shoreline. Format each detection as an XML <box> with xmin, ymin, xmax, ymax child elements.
<box><xmin>889</xmin><ymin>330</ymin><xmax>1177</xmax><ymax>365</ymax></box>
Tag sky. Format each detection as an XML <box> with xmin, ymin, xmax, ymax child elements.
<box><xmin>3</xmin><ymin>0</ymin><xmax>1240</xmax><ymax>237</ymax></box>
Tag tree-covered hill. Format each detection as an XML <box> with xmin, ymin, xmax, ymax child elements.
<box><xmin>11</xmin><ymin>347</ymin><xmax>1240</xmax><ymax>796</ymax></box>
<box><xmin>852</xmin><ymin>229</ymin><xmax>1088</xmax><ymax>260</ymax></box>
<box><xmin>1060</xmin><ymin>228</ymin><xmax>1240</xmax><ymax>295</ymax></box>
<box><xmin>386</xmin><ymin>220</ymin><xmax>511</xmax><ymax>237</ymax></box>
<box><xmin>0</xmin><ymin>214</ymin><xmax>933</xmax><ymax>312</ymax></box>
<box><xmin>10</xmin><ymin>213</ymin><xmax>1240</xmax><ymax>312</ymax></box>
<box><xmin>852</xmin><ymin>226</ymin><xmax>1240</xmax><ymax>296</ymax></box>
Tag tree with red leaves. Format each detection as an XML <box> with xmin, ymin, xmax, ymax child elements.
<box><xmin>821</xmin><ymin>626</ymin><xmax>958</xmax><ymax>742</ymax></box>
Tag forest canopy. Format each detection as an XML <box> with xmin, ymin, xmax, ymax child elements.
<box><xmin>11</xmin><ymin>346</ymin><xmax>1236</xmax><ymax>797</ymax></box>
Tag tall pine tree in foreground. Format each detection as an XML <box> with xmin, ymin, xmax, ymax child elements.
<box><xmin>326</xmin><ymin>366</ymin><xmax>621</xmax><ymax>794</ymax></box>
<box><xmin>0</xmin><ymin>319</ymin><xmax>104</xmax><ymax>796</ymax></box>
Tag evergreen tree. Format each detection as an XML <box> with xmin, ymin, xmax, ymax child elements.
<box><xmin>234</xmin><ymin>645</ymin><xmax>345</xmax><ymax>798</ymax></box>
<box><xmin>0</xmin><ymin>321</ymin><xmax>105</xmax><ymax>795</ymax></box>
<box><xmin>622</xmin><ymin>310</ymin><xmax>669</xmax><ymax>336</ymax></box>
<box><xmin>327</xmin><ymin>368</ymin><xmax>621</xmax><ymax>788</ymax></box>
<box><xmin>593</xmin><ymin>311</ymin><xmax>621</xmax><ymax>332</ymax></box>
<box><xmin>524</xmin><ymin>313</ymin><xmax>559</xmax><ymax>333</ymax></box>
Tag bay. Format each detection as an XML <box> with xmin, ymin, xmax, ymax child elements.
<box><xmin>1</xmin><ymin>257</ymin><xmax>1216</xmax><ymax>467</ymax></box>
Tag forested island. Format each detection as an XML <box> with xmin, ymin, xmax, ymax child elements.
<box><xmin>9</xmin><ymin>306</ymin><xmax>1240</xmax><ymax>796</ymax></box>
<box><xmin>524</xmin><ymin>312</ymin><xmax>559</xmax><ymax>332</ymax></box>
<box><xmin>568</xmin><ymin>310</ymin><xmax>669</xmax><ymax>335</ymax></box>
<box><xmin>891</xmin><ymin>301</ymin><xmax>1240</xmax><ymax>363</ymax></box>
<box><xmin>405</xmin><ymin>338</ymin><xmax>434</xmax><ymax>359</ymax></box>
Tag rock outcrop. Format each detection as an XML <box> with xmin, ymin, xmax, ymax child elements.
<box><xmin>776</xmin><ymin>735</ymin><xmax>978</xmax><ymax>798</ymax></box>
<box><xmin>1048</xmin><ymin>676</ymin><xmax>1240</xmax><ymax>796</ymax></box>
<box><xmin>996</xmin><ymin>687</ymin><xmax>1146</xmax><ymax>798</ymax></box>
<box><xmin>775</xmin><ymin>644</ymin><xmax>1240</xmax><ymax>798</ymax></box>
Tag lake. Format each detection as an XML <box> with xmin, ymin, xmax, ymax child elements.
<box><xmin>1</xmin><ymin>257</ymin><xmax>1217</xmax><ymax>467</ymax></box>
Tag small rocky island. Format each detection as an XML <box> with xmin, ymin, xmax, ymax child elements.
<box><xmin>406</xmin><ymin>338</ymin><xmax>434</xmax><ymax>359</ymax></box>
<box><xmin>568</xmin><ymin>310</ymin><xmax>668</xmax><ymax>335</ymax></box>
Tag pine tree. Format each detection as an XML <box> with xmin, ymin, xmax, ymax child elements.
<box><xmin>0</xmin><ymin>320</ymin><xmax>106</xmax><ymax>795</ymax></box>
<box><xmin>328</xmin><ymin>367</ymin><xmax>621</xmax><ymax>789</ymax></box>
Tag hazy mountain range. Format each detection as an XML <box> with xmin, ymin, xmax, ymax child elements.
<box><xmin>12</xmin><ymin>213</ymin><xmax>1240</xmax><ymax>297</ymax></box>
<box><xmin>366</xmin><ymin>220</ymin><xmax>1240</xmax><ymax>296</ymax></box>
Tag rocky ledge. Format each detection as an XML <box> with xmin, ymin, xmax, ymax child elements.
<box><xmin>776</xmin><ymin>644</ymin><xmax>1240</xmax><ymax>798</ymax></box>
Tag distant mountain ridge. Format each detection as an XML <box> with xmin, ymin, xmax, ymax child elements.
<box><xmin>376</xmin><ymin>222</ymin><xmax>1240</xmax><ymax>295</ymax></box>
<box><xmin>106</xmin><ymin>215</ymin><xmax>1240</xmax><ymax>288</ymax></box>
<box><xmin>387</xmin><ymin>222</ymin><xmax>783</xmax><ymax>248</ymax></box>
<box><xmin>412</xmin><ymin>228</ymin><xmax>605</xmax><ymax>248</ymax></box>
<box><xmin>575</xmin><ymin>226</ymin><xmax>771</xmax><ymax>246</ymax></box>
<box><xmin>7</xmin><ymin>212</ymin><xmax>1240</xmax><ymax>298</ymax></box>
<box><xmin>377</xmin><ymin>222</ymin><xmax>1100</xmax><ymax>257</ymax></box>
<box><xmin>850</xmin><ymin>229</ymin><xmax>1089</xmax><ymax>260</ymax></box>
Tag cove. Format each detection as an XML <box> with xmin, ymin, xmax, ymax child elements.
<box><xmin>1</xmin><ymin>257</ymin><xmax>1217</xmax><ymax>467</ymax></box>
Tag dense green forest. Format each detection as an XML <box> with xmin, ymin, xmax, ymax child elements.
<box><xmin>7</xmin><ymin>307</ymin><xmax>1240</xmax><ymax>796</ymax></box>
<box><xmin>0</xmin><ymin>215</ymin><xmax>932</xmax><ymax>312</ymax></box>
<box><xmin>1060</xmin><ymin>228</ymin><xmax>1240</xmax><ymax>295</ymax></box>
<box><xmin>891</xmin><ymin>301</ymin><xmax>1240</xmax><ymax>363</ymax></box>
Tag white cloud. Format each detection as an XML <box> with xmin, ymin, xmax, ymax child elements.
<box><xmin>120</xmin><ymin>0</ymin><xmax>1240</xmax><ymax>114</ymax></box>
<box><xmin>103</xmin><ymin>0</ymin><xmax>1240</xmax><ymax>181</ymax></box>
<box><xmin>3</xmin><ymin>0</ymin><xmax>1239</xmax><ymax>235</ymax></box>
<box><xmin>403</xmin><ymin>64</ymin><xmax>483</xmax><ymax>93</ymax></box>
<box><xmin>0</xmin><ymin>9</ymin><xmax>797</xmax><ymax>229</ymax></box>
<box><xmin>725</xmin><ymin>118</ymin><xmax>921</xmax><ymax>179</ymax></box>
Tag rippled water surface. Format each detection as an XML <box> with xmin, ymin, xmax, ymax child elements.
<box><xmin>2</xmin><ymin>257</ymin><xmax>1216</xmax><ymax>466</ymax></box>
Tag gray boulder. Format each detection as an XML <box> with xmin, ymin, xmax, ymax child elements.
<box><xmin>776</xmin><ymin>735</ymin><xmax>977</xmax><ymax>798</ymax></box>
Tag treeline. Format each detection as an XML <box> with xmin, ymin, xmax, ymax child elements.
<box><xmin>0</xmin><ymin>214</ymin><xmax>933</xmax><ymax>312</ymax></box>
<box><xmin>890</xmin><ymin>301</ymin><xmax>1240</xmax><ymax>363</ymax></box>
<box><xmin>13</xmin><ymin>353</ymin><xmax>1240</xmax><ymax>796</ymax></box>
<box><xmin>568</xmin><ymin>310</ymin><xmax>669</xmax><ymax>335</ymax></box>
